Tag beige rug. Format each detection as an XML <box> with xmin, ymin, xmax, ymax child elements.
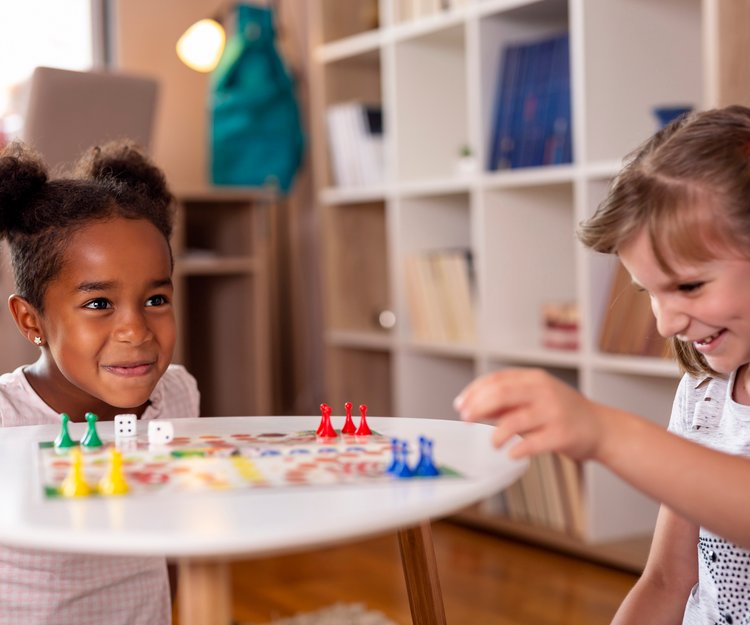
<box><xmin>250</xmin><ymin>603</ymin><xmax>402</xmax><ymax>625</ymax></box>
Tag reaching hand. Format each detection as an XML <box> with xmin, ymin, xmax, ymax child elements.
<box><xmin>454</xmin><ymin>368</ymin><xmax>610</xmax><ymax>461</ymax></box>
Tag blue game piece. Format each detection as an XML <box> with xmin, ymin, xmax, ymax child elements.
<box><xmin>414</xmin><ymin>436</ymin><xmax>440</xmax><ymax>477</ymax></box>
<box><xmin>393</xmin><ymin>440</ymin><xmax>413</xmax><ymax>479</ymax></box>
<box><xmin>385</xmin><ymin>438</ymin><xmax>400</xmax><ymax>474</ymax></box>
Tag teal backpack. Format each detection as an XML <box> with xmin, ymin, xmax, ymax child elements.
<box><xmin>210</xmin><ymin>4</ymin><xmax>304</xmax><ymax>193</ymax></box>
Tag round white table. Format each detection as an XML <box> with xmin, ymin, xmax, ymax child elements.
<box><xmin>0</xmin><ymin>416</ymin><xmax>527</xmax><ymax>625</ymax></box>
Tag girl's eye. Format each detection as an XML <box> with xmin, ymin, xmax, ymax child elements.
<box><xmin>83</xmin><ymin>298</ymin><xmax>111</xmax><ymax>310</ymax></box>
<box><xmin>146</xmin><ymin>294</ymin><xmax>169</xmax><ymax>307</ymax></box>
<box><xmin>678</xmin><ymin>282</ymin><xmax>704</xmax><ymax>293</ymax></box>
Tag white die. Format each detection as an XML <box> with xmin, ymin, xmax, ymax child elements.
<box><xmin>148</xmin><ymin>420</ymin><xmax>174</xmax><ymax>445</ymax></box>
<box><xmin>114</xmin><ymin>414</ymin><xmax>137</xmax><ymax>438</ymax></box>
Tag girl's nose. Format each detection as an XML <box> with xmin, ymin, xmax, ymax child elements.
<box><xmin>651</xmin><ymin>297</ymin><xmax>689</xmax><ymax>338</ymax></box>
<box><xmin>114</xmin><ymin>310</ymin><xmax>152</xmax><ymax>344</ymax></box>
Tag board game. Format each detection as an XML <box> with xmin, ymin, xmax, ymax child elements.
<box><xmin>38</xmin><ymin>427</ymin><xmax>461</xmax><ymax>499</ymax></box>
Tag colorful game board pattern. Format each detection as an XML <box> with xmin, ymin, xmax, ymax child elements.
<box><xmin>38</xmin><ymin>430</ymin><xmax>462</xmax><ymax>499</ymax></box>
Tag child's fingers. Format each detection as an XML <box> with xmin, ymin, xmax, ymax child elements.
<box><xmin>456</xmin><ymin>369</ymin><xmax>545</xmax><ymax>422</ymax></box>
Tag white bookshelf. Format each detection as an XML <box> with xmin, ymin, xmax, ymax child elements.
<box><xmin>308</xmin><ymin>0</ymin><xmax>743</xmax><ymax>569</ymax></box>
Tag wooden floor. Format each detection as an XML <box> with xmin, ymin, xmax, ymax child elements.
<box><xmin>213</xmin><ymin>520</ymin><xmax>639</xmax><ymax>625</ymax></box>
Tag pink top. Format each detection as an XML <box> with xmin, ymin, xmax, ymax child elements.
<box><xmin>0</xmin><ymin>364</ymin><xmax>199</xmax><ymax>625</ymax></box>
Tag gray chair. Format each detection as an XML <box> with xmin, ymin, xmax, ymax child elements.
<box><xmin>20</xmin><ymin>65</ymin><xmax>159</xmax><ymax>173</ymax></box>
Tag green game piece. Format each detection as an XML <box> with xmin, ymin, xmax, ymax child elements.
<box><xmin>54</xmin><ymin>413</ymin><xmax>77</xmax><ymax>448</ymax></box>
<box><xmin>81</xmin><ymin>412</ymin><xmax>103</xmax><ymax>448</ymax></box>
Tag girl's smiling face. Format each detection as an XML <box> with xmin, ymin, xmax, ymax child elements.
<box><xmin>33</xmin><ymin>216</ymin><xmax>175</xmax><ymax>418</ymax></box>
<box><xmin>619</xmin><ymin>226</ymin><xmax>750</xmax><ymax>376</ymax></box>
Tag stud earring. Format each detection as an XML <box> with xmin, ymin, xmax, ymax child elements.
<box><xmin>34</xmin><ymin>336</ymin><xmax>42</xmax><ymax>345</ymax></box>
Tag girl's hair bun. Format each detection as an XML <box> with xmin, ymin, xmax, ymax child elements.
<box><xmin>73</xmin><ymin>140</ymin><xmax>172</xmax><ymax>209</ymax></box>
<box><xmin>0</xmin><ymin>142</ymin><xmax>48</xmax><ymax>234</ymax></box>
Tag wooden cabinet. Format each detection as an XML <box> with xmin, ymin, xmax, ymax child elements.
<box><xmin>173</xmin><ymin>189</ymin><xmax>276</xmax><ymax>417</ymax></box>
<box><xmin>308</xmin><ymin>0</ymin><xmax>748</xmax><ymax>570</ymax></box>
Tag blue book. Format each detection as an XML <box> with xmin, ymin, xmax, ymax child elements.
<box><xmin>488</xmin><ymin>43</ymin><xmax>523</xmax><ymax>171</ymax></box>
<box><xmin>506</xmin><ymin>43</ymin><xmax>531</xmax><ymax>168</ymax></box>
<box><xmin>517</xmin><ymin>38</ymin><xmax>555</xmax><ymax>168</ymax></box>
<box><xmin>543</xmin><ymin>33</ymin><xmax>572</xmax><ymax>165</ymax></box>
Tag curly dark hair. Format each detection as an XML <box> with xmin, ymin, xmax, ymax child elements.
<box><xmin>0</xmin><ymin>140</ymin><xmax>174</xmax><ymax>312</ymax></box>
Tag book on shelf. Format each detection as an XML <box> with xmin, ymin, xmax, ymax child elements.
<box><xmin>325</xmin><ymin>101</ymin><xmax>384</xmax><ymax>188</ymax></box>
<box><xmin>480</xmin><ymin>451</ymin><xmax>585</xmax><ymax>538</ymax></box>
<box><xmin>554</xmin><ymin>455</ymin><xmax>586</xmax><ymax>538</ymax></box>
<box><xmin>403</xmin><ymin>249</ymin><xmax>476</xmax><ymax>343</ymax></box>
<box><xmin>487</xmin><ymin>32</ymin><xmax>572</xmax><ymax>171</ymax></box>
<box><xmin>599</xmin><ymin>262</ymin><xmax>669</xmax><ymax>357</ymax></box>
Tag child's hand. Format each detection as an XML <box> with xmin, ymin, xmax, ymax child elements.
<box><xmin>454</xmin><ymin>368</ymin><xmax>607</xmax><ymax>461</ymax></box>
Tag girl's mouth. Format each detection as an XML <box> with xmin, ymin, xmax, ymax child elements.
<box><xmin>103</xmin><ymin>363</ymin><xmax>154</xmax><ymax>377</ymax></box>
<box><xmin>693</xmin><ymin>330</ymin><xmax>725</xmax><ymax>348</ymax></box>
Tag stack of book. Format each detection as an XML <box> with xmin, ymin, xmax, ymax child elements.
<box><xmin>325</xmin><ymin>102</ymin><xmax>384</xmax><ymax>187</ymax></box>
<box><xmin>487</xmin><ymin>32</ymin><xmax>572</xmax><ymax>171</ymax></box>
<box><xmin>481</xmin><ymin>452</ymin><xmax>585</xmax><ymax>538</ymax></box>
<box><xmin>404</xmin><ymin>249</ymin><xmax>475</xmax><ymax>343</ymax></box>
<box><xmin>599</xmin><ymin>262</ymin><xmax>669</xmax><ymax>357</ymax></box>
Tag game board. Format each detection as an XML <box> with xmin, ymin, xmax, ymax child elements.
<box><xmin>38</xmin><ymin>428</ymin><xmax>462</xmax><ymax>499</ymax></box>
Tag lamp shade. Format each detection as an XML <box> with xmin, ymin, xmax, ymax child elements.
<box><xmin>176</xmin><ymin>18</ymin><xmax>226</xmax><ymax>73</ymax></box>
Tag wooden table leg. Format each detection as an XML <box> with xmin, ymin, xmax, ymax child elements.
<box><xmin>397</xmin><ymin>522</ymin><xmax>448</xmax><ymax>625</ymax></box>
<box><xmin>177</xmin><ymin>559</ymin><xmax>232</xmax><ymax>625</ymax></box>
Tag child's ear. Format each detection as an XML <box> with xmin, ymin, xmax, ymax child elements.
<box><xmin>8</xmin><ymin>294</ymin><xmax>45</xmax><ymax>347</ymax></box>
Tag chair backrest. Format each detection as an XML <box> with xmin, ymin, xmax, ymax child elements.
<box><xmin>20</xmin><ymin>66</ymin><xmax>159</xmax><ymax>173</ymax></box>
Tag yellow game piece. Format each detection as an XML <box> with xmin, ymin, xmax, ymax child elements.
<box><xmin>61</xmin><ymin>448</ymin><xmax>91</xmax><ymax>498</ymax></box>
<box><xmin>98</xmin><ymin>448</ymin><xmax>129</xmax><ymax>496</ymax></box>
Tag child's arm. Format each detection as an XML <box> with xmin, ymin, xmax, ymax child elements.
<box><xmin>454</xmin><ymin>368</ymin><xmax>750</xmax><ymax>548</ymax></box>
<box><xmin>610</xmin><ymin>507</ymin><xmax>697</xmax><ymax>624</ymax></box>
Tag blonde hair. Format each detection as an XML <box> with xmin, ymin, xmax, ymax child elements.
<box><xmin>578</xmin><ymin>106</ymin><xmax>750</xmax><ymax>376</ymax></box>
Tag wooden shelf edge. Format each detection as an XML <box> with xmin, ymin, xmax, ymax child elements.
<box><xmin>450</xmin><ymin>505</ymin><xmax>650</xmax><ymax>574</ymax></box>
<box><xmin>175</xmin><ymin>257</ymin><xmax>260</xmax><ymax>276</ymax></box>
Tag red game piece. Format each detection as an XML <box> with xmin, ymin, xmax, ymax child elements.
<box><xmin>316</xmin><ymin>403</ymin><xmax>330</xmax><ymax>436</ymax></box>
<box><xmin>355</xmin><ymin>404</ymin><xmax>372</xmax><ymax>436</ymax></box>
<box><xmin>317</xmin><ymin>403</ymin><xmax>337</xmax><ymax>438</ymax></box>
<box><xmin>341</xmin><ymin>401</ymin><xmax>356</xmax><ymax>434</ymax></box>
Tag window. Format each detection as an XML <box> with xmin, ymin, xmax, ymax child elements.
<box><xmin>0</xmin><ymin>0</ymin><xmax>97</xmax><ymax>135</ymax></box>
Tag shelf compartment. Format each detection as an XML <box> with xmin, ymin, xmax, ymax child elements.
<box><xmin>398</xmin><ymin>193</ymin><xmax>471</xmax><ymax>254</ymax></box>
<box><xmin>395</xmin><ymin>352</ymin><xmax>476</xmax><ymax>420</ymax></box>
<box><xmin>325</xmin><ymin>346</ymin><xmax>393</xmax><ymax>417</ymax></box>
<box><xmin>324</xmin><ymin>51</ymin><xmax>381</xmax><ymax>107</ymax></box>
<box><xmin>180</xmin><ymin>274</ymin><xmax>265</xmax><ymax>417</ymax></box>
<box><xmin>394</xmin><ymin>24</ymin><xmax>469</xmax><ymax>182</ymax></box>
<box><xmin>322</xmin><ymin>51</ymin><xmax>383</xmax><ymax>190</ymax></box>
<box><xmin>324</xmin><ymin>201</ymin><xmax>390</xmax><ymax>334</ymax></box>
<box><xmin>480</xmin><ymin>182</ymin><xmax>576</xmax><ymax>353</ymax></box>
<box><xmin>178</xmin><ymin>199</ymin><xmax>268</xmax><ymax>259</ymax></box>
<box><xmin>582</xmin><ymin>371</ymin><xmax>679</xmax><ymax>542</ymax></box>
<box><xmin>581</xmin><ymin>0</ymin><xmax>702</xmax><ymax>163</ymax></box>
<box><xmin>318</xmin><ymin>0</ymin><xmax>380</xmax><ymax>44</ymax></box>
<box><xmin>479</xmin><ymin>0</ymin><xmax>570</xmax><ymax>172</ymax></box>
<box><xmin>397</xmin><ymin>193</ymin><xmax>474</xmax><ymax>344</ymax></box>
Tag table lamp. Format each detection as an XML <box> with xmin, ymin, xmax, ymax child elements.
<box><xmin>176</xmin><ymin>16</ymin><xmax>226</xmax><ymax>73</ymax></box>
